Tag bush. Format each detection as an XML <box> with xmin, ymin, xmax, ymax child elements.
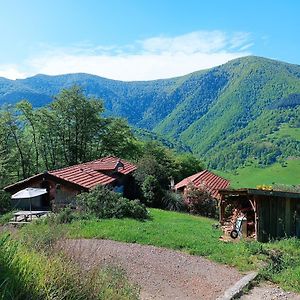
<box><xmin>162</xmin><ymin>191</ymin><xmax>185</xmax><ymax>211</ymax></box>
<box><xmin>0</xmin><ymin>211</ymin><xmax>14</xmax><ymax>225</ymax></box>
<box><xmin>55</xmin><ymin>207</ymin><xmax>76</xmax><ymax>224</ymax></box>
<box><xmin>0</xmin><ymin>190</ymin><xmax>11</xmax><ymax>213</ymax></box>
<box><xmin>184</xmin><ymin>183</ymin><xmax>218</xmax><ymax>218</ymax></box>
<box><xmin>76</xmin><ymin>186</ymin><xmax>148</xmax><ymax>220</ymax></box>
<box><xmin>115</xmin><ymin>199</ymin><xmax>149</xmax><ymax>220</ymax></box>
<box><xmin>141</xmin><ymin>175</ymin><xmax>163</xmax><ymax>207</ymax></box>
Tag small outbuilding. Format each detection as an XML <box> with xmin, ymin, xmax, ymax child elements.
<box><xmin>219</xmin><ymin>188</ymin><xmax>300</xmax><ymax>242</ymax></box>
<box><xmin>175</xmin><ymin>170</ymin><xmax>230</xmax><ymax>199</ymax></box>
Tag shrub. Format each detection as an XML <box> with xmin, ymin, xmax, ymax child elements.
<box><xmin>184</xmin><ymin>183</ymin><xmax>217</xmax><ymax>218</ymax></box>
<box><xmin>162</xmin><ymin>191</ymin><xmax>185</xmax><ymax>211</ymax></box>
<box><xmin>0</xmin><ymin>190</ymin><xmax>11</xmax><ymax>213</ymax></box>
<box><xmin>0</xmin><ymin>211</ymin><xmax>14</xmax><ymax>225</ymax></box>
<box><xmin>55</xmin><ymin>206</ymin><xmax>76</xmax><ymax>224</ymax></box>
<box><xmin>114</xmin><ymin>199</ymin><xmax>149</xmax><ymax>220</ymax></box>
<box><xmin>141</xmin><ymin>175</ymin><xmax>163</xmax><ymax>207</ymax></box>
<box><xmin>76</xmin><ymin>185</ymin><xmax>148</xmax><ymax>220</ymax></box>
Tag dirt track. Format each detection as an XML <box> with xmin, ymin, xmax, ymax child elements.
<box><xmin>60</xmin><ymin>239</ymin><xmax>243</xmax><ymax>300</ymax></box>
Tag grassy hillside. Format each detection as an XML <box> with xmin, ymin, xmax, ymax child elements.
<box><xmin>216</xmin><ymin>159</ymin><xmax>300</xmax><ymax>188</ymax></box>
<box><xmin>1</xmin><ymin>56</ymin><xmax>299</xmax><ymax>173</ymax></box>
<box><xmin>158</xmin><ymin>57</ymin><xmax>300</xmax><ymax>170</ymax></box>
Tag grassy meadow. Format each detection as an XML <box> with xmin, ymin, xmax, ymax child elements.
<box><xmin>215</xmin><ymin>159</ymin><xmax>300</xmax><ymax>188</ymax></box>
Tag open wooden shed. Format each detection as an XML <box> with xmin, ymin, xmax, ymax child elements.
<box><xmin>219</xmin><ymin>188</ymin><xmax>300</xmax><ymax>242</ymax></box>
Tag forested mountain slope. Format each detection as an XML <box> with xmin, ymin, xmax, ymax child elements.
<box><xmin>0</xmin><ymin>56</ymin><xmax>299</xmax><ymax>170</ymax></box>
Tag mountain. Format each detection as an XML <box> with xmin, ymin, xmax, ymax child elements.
<box><xmin>1</xmin><ymin>56</ymin><xmax>300</xmax><ymax>170</ymax></box>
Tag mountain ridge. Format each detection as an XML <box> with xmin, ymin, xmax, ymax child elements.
<box><xmin>1</xmin><ymin>55</ymin><xmax>299</xmax><ymax>170</ymax></box>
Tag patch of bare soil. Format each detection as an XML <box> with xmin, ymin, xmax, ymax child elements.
<box><xmin>60</xmin><ymin>239</ymin><xmax>243</xmax><ymax>300</ymax></box>
<box><xmin>240</xmin><ymin>282</ymin><xmax>300</xmax><ymax>300</ymax></box>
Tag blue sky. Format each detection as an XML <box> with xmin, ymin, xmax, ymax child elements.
<box><xmin>0</xmin><ymin>0</ymin><xmax>299</xmax><ymax>80</ymax></box>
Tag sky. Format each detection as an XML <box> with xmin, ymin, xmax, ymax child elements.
<box><xmin>0</xmin><ymin>0</ymin><xmax>299</xmax><ymax>81</ymax></box>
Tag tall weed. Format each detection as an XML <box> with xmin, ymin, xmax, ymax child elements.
<box><xmin>0</xmin><ymin>233</ymin><xmax>139</xmax><ymax>299</ymax></box>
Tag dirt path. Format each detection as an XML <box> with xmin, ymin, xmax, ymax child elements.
<box><xmin>60</xmin><ymin>239</ymin><xmax>243</xmax><ymax>300</ymax></box>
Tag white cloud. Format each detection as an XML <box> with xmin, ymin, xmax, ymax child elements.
<box><xmin>141</xmin><ymin>31</ymin><xmax>228</xmax><ymax>54</ymax></box>
<box><xmin>0</xmin><ymin>65</ymin><xmax>27</xmax><ymax>80</ymax></box>
<box><xmin>0</xmin><ymin>30</ymin><xmax>253</xmax><ymax>81</ymax></box>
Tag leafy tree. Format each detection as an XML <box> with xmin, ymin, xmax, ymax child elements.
<box><xmin>16</xmin><ymin>100</ymin><xmax>40</xmax><ymax>173</ymax></box>
<box><xmin>0</xmin><ymin>106</ymin><xmax>32</xmax><ymax>179</ymax></box>
<box><xmin>48</xmin><ymin>86</ymin><xmax>105</xmax><ymax>165</ymax></box>
<box><xmin>134</xmin><ymin>155</ymin><xmax>168</xmax><ymax>186</ymax></box>
<box><xmin>140</xmin><ymin>175</ymin><xmax>162</xmax><ymax>207</ymax></box>
<box><xmin>35</xmin><ymin>108</ymin><xmax>64</xmax><ymax>170</ymax></box>
<box><xmin>100</xmin><ymin>118</ymin><xmax>140</xmax><ymax>159</ymax></box>
<box><xmin>174</xmin><ymin>153</ymin><xmax>204</xmax><ymax>182</ymax></box>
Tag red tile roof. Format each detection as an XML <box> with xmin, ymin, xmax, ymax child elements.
<box><xmin>3</xmin><ymin>156</ymin><xmax>137</xmax><ymax>192</ymax></box>
<box><xmin>49</xmin><ymin>156</ymin><xmax>136</xmax><ymax>190</ymax></box>
<box><xmin>49</xmin><ymin>166</ymin><xmax>115</xmax><ymax>189</ymax></box>
<box><xmin>175</xmin><ymin>170</ymin><xmax>230</xmax><ymax>199</ymax></box>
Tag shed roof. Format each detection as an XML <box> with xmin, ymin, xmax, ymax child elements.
<box><xmin>219</xmin><ymin>188</ymin><xmax>300</xmax><ymax>199</ymax></box>
<box><xmin>175</xmin><ymin>170</ymin><xmax>230</xmax><ymax>198</ymax></box>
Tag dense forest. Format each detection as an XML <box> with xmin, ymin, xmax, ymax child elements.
<box><xmin>0</xmin><ymin>56</ymin><xmax>300</xmax><ymax>170</ymax></box>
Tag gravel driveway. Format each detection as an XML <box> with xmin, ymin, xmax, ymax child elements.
<box><xmin>60</xmin><ymin>239</ymin><xmax>243</xmax><ymax>300</ymax></box>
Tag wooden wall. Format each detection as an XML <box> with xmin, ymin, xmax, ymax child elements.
<box><xmin>256</xmin><ymin>196</ymin><xmax>299</xmax><ymax>242</ymax></box>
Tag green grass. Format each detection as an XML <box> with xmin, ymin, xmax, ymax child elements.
<box><xmin>215</xmin><ymin>159</ymin><xmax>300</xmax><ymax>188</ymax></box>
<box><xmin>272</xmin><ymin>124</ymin><xmax>300</xmax><ymax>141</ymax></box>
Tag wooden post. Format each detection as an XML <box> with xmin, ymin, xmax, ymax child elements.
<box><xmin>253</xmin><ymin>196</ymin><xmax>259</xmax><ymax>241</ymax></box>
<box><xmin>285</xmin><ymin>197</ymin><xmax>291</xmax><ymax>236</ymax></box>
<box><xmin>219</xmin><ymin>196</ymin><xmax>226</xmax><ymax>225</ymax></box>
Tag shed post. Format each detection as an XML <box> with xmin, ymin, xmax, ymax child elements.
<box><xmin>219</xmin><ymin>196</ymin><xmax>226</xmax><ymax>225</ymax></box>
<box><xmin>253</xmin><ymin>195</ymin><xmax>261</xmax><ymax>242</ymax></box>
<box><xmin>285</xmin><ymin>197</ymin><xmax>291</xmax><ymax>236</ymax></box>
<box><xmin>253</xmin><ymin>197</ymin><xmax>258</xmax><ymax>241</ymax></box>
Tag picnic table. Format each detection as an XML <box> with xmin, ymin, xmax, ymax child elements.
<box><xmin>12</xmin><ymin>210</ymin><xmax>50</xmax><ymax>223</ymax></box>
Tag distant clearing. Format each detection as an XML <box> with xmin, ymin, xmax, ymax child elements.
<box><xmin>269</xmin><ymin>124</ymin><xmax>300</xmax><ymax>141</ymax></box>
<box><xmin>215</xmin><ymin>159</ymin><xmax>300</xmax><ymax>188</ymax></box>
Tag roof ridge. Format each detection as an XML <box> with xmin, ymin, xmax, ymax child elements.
<box><xmin>49</xmin><ymin>156</ymin><xmax>126</xmax><ymax>173</ymax></box>
<box><xmin>199</xmin><ymin>169</ymin><xmax>229</xmax><ymax>183</ymax></box>
<box><xmin>192</xmin><ymin>169</ymin><xmax>207</xmax><ymax>181</ymax></box>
